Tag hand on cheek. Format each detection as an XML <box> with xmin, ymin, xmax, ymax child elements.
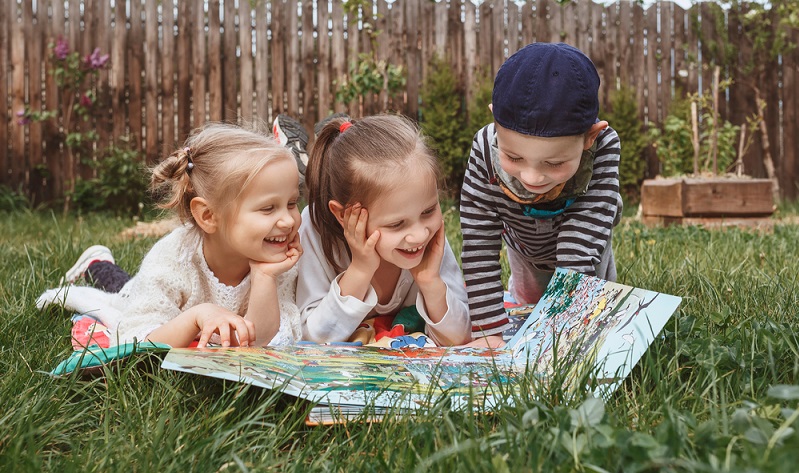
<box><xmin>410</xmin><ymin>220</ymin><xmax>445</xmax><ymax>286</ymax></box>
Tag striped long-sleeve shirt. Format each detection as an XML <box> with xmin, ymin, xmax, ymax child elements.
<box><xmin>460</xmin><ymin>123</ymin><xmax>622</xmax><ymax>336</ymax></box>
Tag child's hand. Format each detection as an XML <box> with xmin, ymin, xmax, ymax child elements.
<box><xmin>410</xmin><ymin>220</ymin><xmax>445</xmax><ymax>286</ymax></box>
<box><xmin>195</xmin><ymin>306</ymin><xmax>256</xmax><ymax>348</ymax></box>
<box><xmin>250</xmin><ymin>233</ymin><xmax>303</xmax><ymax>279</ymax></box>
<box><xmin>342</xmin><ymin>204</ymin><xmax>381</xmax><ymax>276</ymax></box>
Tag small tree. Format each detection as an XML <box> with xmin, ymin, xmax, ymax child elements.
<box><xmin>603</xmin><ymin>86</ymin><xmax>650</xmax><ymax>202</ymax></box>
<box><xmin>419</xmin><ymin>55</ymin><xmax>473</xmax><ymax>195</ymax></box>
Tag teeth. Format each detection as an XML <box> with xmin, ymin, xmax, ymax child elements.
<box><xmin>265</xmin><ymin>236</ymin><xmax>287</xmax><ymax>243</ymax></box>
<box><xmin>400</xmin><ymin>244</ymin><xmax>424</xmax><ymax>254</ymax></box>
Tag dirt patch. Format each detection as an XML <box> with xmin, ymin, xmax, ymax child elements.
<box><xmin>117</xmin><ymin>218</ymin><xmax>180</xmax><ymax>240</ymax></box>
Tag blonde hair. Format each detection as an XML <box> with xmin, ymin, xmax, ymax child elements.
<box><xmin>151</xmin><ymin>122</ymin><xmax>293</xmax><ymax>226</ymax></box>
<box><xmin>305</xmin><ymin>114</ymin><xmax>442</xmax><ymax>273</ymax></box>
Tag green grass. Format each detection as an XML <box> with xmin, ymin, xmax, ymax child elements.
<box><xmin>3</xmin><ymin>208</ymin><xmax>799</xmax><ymax>471</ymax></box>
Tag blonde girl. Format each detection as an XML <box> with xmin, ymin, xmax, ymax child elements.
<box><xmin>296</xmin><ymin>115</ymin><xmax>471</xmax><ymax>346</ymax></box>
<box><xmin>38</xmin><ymin>123</ymin><xmax>303</xmax><ymax>348</ymax></box>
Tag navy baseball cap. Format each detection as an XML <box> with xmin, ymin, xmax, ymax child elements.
<box><xmin>492</xmin><ymin>42</ymin><xmax>600</xmax><ymax>137</ymax></box>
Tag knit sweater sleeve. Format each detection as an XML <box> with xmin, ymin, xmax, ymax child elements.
<box><xmin>556</xmin><ymin>127</ymin><xmax>622</xmax><ymax>275</ymax></box>
<box><xmin>459</xmin><ymin>124</ymin><xmax>509</xmax><ymax>336</ymax></box>
<box><xmin>114</xmin><ymin>229</ymin><xmax>196</xmax><ymax>344</ymax></box>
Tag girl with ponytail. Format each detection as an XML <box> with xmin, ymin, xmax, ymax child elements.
<box><xmin>297</xmin><ymin>114</ymin><xmax>471</xmax><ymax>346</ymax></box>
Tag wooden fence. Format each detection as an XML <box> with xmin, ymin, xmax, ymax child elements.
<box><xmin>2</xmin><ymin>0</ymin><xmax>798</xmax><ymax>203</ymax></box>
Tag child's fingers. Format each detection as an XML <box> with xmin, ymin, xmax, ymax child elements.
<box><xmin>232</xmin><ymin>318</ymin><xmax>252</xmax><ymax>347</ymax></box>
<box><xmin>197</xmin><ymin>327</ymin><xmax>213</xmax><ymax>348</ymax></box>
<box><xmin>244</xmin><ymin>319</ymin><xmax>256</xmax><ymax>345</ymax></box>
<box><xmin>217</xmin><ymin>324</ymin><xmax>231</xmax><ymax>347</ymax></box>
<box><xmin>365</xmin><ymin>229</ymin><xmax>380</xmax><ymax>248</ymax></box>
<box><xmin>354</xmin><ymin>208</ymin><xmax>369</xmax><ymax>238</ymax></box>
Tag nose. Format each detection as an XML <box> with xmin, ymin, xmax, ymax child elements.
<box><xmin>276</xmin><ymin>209</ymin><xmax>296</xmax><ymax>230</ymax></box>
<box><xmin>406</xmin><ymin>223</ymin><xmax>430</xmax><ymax>245</ymax></box>
<box><xmin>520</xmin><ymin>167</ymin><xmax>547</xmax><ymax>185</ymax></box>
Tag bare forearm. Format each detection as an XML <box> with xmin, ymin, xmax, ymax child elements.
<box><xmin>245</xmin><ymin>274</ymin><xmax>281</xmax><ymax>346</ymax></box>
<box><xmin>337</xmin><ymin>265</ymin><xmax>374</xmax><ymax>302</ymax></box>
<box><xmin>146</xmin><ymin>306</ymin><xmax>203</xmax><ymax>347</ymax></box>
<box><xmin>417</xmin><ymin>277</ymin><xmax>448</xmax><ymax>323</ymax></box>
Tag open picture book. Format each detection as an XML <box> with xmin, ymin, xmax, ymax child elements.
<box><xmin>157</xmin><ymin>269</ymin><xmax>681</xmax><ymax>424</ymax></box>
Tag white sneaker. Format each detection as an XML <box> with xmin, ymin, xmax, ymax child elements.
<box><xmin>61</xmin><ymin>245</ymin><xmax>115</xmax><ymax>285</ymax></box>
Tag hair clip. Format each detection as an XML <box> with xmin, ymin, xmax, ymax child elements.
<box><xmin>339</xmin><ymin>121</ymin><xmax>352</xmax><ymax>133</ymax></box>
<box><xmin>184</xmin><ymin>147</ymin><xmax>194</xmax><ymax>172</ymax></box>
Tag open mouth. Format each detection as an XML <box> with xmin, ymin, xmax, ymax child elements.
<box><xmin>397</xmin><ymin>244</ymin><xmax>425</xmax><ymax>256</ymax></box>
<box><xmin>264</xmin><ymin>235</ymin><xmax>288</xmax><ymax>244</ymax></box>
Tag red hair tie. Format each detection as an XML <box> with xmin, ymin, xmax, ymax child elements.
<box><xmin>339</xmin><ymin>121</ymin><xmax>352</xmax><ymax>133</ymax></box>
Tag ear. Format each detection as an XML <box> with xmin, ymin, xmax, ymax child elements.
<box><xmin>583</xmin><ymin>120</ymin><xmax>609</xmax><ymax>150</ymax></box>
<box><xmin>327</xmin><ymin>200</ymin><xmax>346</xmax><ymax>227</ymax></box>
<box><xmin>488</xmin><ymin>103</ymin><xmax>493</xmax><ymax>113</ymax></box>
<box><xmin>190</xmin><ymin>197</ymin><xmax>219</xmax><ymax>234</ymax></box>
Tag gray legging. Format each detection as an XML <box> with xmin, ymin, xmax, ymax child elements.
<box><xmin>506</xmin><ymin>235</ymin><xmax>616</xmax><ymax>305</ymax></box>
<box><xmin>86</xmin><ymin>261</ymin><xmax>131</xmax><ymax>293</ymax></box>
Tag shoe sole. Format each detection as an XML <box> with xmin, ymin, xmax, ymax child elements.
<box><xmin>61</xmin><ymin>245</ymin><xmax>115</xmax><ymax>285</ymax></box>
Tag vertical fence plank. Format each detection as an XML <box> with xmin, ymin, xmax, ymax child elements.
<box><xmin>285</xmin><ymin>0</ymin><xmax>299</xmax><ymax>117</ymax></box>
<box><xmin>222</xmin><ymin>0</ymin><xmax>237</xmax><ymax>121</ymax></box>
<box><xmin>330</xmin><ymin>0</ymin><xmax>344</xmax><ymax>113</ymax></box>
<box><xmin>376</xmin><ymin>0</ymin><xmax>389</xmax><ymax>111</ymax></box>
<box><xmin>563</xmin><ymin>1</ymin><xmax>576</xmax><ymax>47</ymax></box>
<box><xmin>316</xmin><ymin>0</ymin><xmax>333</xmax><ymax>119</ymax></box>
<box><xmin>520</xmin><ymin>1</ymin><xmax>533</xmax><ymax>45</ymax></box>
<box><xmin>660</xmin><ymin>0</ymin><xmax>673</xmax><ymax>117</ymax></box>
<box><xmin>405</xmin><ymin>0</ymin><xmax>420</xmax><ymax>120</ymax></box>
<box><xmin>491</xmin><ymin>0</ymin><xmax>503</xmax><ymax>74</ymax></box>
<box><xmin>193</xmin><ymin>0</ymin><xmax>207</xmax><ymax>125</ymax></box>
<box><xmin>301</xmin><ymin>0</ymin><xmax>314</xmax><ymax>129</ymax></box>
<box><xmin>464</xmin><ymin>0</ymin><xmax>476</xmax><ymax>106</ymax></box>
<box><xmin>11</xmin><ymin>1</ymin><xmax>26</xmax><ymax>191</ymax></box>
<box><xmin>254</xmin><ymin>0</ymin><xmax>268</xmax><ymax>122</ymax></box>
<box><xmin>272</xmin><ymin>0</ymin><xmax>286</xmax><ymax>115</ymax></box>
<box><xmin>507</xmin><ymin>1</ymin><xmax>519</xmax><ymax>55</ymax></box>
<box><xmin>477</xmin><ymin>1</ymin><xmax>490</xmax><ymax>75</ymax></box>
<box><xmin>208</xmin><ymin>0</ymin><xmax>222</xmax><ymax>121</ymax></box>
<box><xmin>0</xmin><ymin>0</ymin><xmax>8</xmax><ymax>187</ymax></box>
<box><xmin>685</xmin><ymin>3</ymin><xmax>699</xmax><ymax>96</ymax></box>
<box><xmin>590</xmin><ymin>1</ymin><xmax>607</xmax><ymax>104</ymax></box>
<box><xmin>644</xmin><ymin>5</ymin><xmax>658</xmax><ymax>127</ymax></box>
<box><xmin>239</xmin><ymin>0</ymin><xmax>253</xmax><ymax>123</ymax></box>
<box><xmin>129</xmin><ymin>0</ymin><xmax>144</xmax><ymax>151</ymax></box>
<box><xmin>576</xmin><ymin>0</ymin><xmax>590</xmax><ymax>55</ymax></box>
<box><xmin>536</xmin><ymin>0</ymin><xmax>550</xmax><ymax>45</ymax></box>
<box><xmin>420</xmin><ymin>0</ymin><xmax>432</xmax><ymax>82</ymax></box>
<box><xmin>28</xmin><ymin>1</ymin><xmax>44</xmax><ymax>202</ymax></box>
<box><xmin>782</xmin><ymin>29</ymin><xmax>798</xmax><ymax>199</ymax></box>
<box><xmin>548</xmin><ymin>0</ymin><xmax>562</xmax><ymax>43</ymax></box>
<box><xmin>602</xmin><ymin>3</ymin><xmax>618</xmax><ymax>102</ymax></box>
<box><xmin>345</xmin><ymin>0</ymin><xmax>359</xmax><ymax>114</ymax></box>
<box><xmin>46</xmin><ymin>0</ymin><xmax>65</xmax><ymax>199</ymax></box>
<box><xmin>632</xmin><ymin>2</ymin><xmax>644</xmax><ymax>118</ymax></box>
<box><xmin>617</xmin><ymin>1</ymin><xmax>631</xmax><ymax>87</ymax></box>
<box><xmin>144</xmin><ymin>0</ymin><xmax>159</xmax><ymax>164</ymax></box>
<box><xmin>672</xmin><ymin>3</ymin><xmax>687</xmax><ymax>95</ymax></box>
<box><xmin>317</xmin><ymin>0</ymin><xmax>330</xmax><ymax>117</ymax></box>
<box><xmin>111</xmin><ymin>0</ymin><xmax>127</xmax><ymax>142</ymax></box>
<box><xmin>162</xmin><ymin>0</ymin><xmax>176</xmax><ymax>151</ymax></box>
<box><xmin>177</xmin><ymin>0</ymin><xmax>192</xmax><ymax>140</ymax></box>
<box><xmin>96</xmin><ymin>0</ymin><xmax>111</xmax><ymax>155</ymax></box>
<box><xmin>361</xmin><ymin>0</ymin><xmax>375</xmax><ymax>114</ymax></box>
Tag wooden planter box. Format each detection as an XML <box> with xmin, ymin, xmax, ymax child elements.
<box><xmin>640</xmin><ymin>178</ymin><xmax>775</xmax><ymax>230</ymax></box>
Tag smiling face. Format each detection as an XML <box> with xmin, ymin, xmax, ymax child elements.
<box><xmin>363</xmin><ymin>170</ymin><xmax>442</xmax><ymax>270</ymax></box>
<box><xmin>495</xmin><ymin>123</ymin><xmax>586</xmax><ymax>195</ymax></box>
<box><xmin>217</xmin><ymin>156</ymin><xmax>301</xmax><ymax>266</ymax></box>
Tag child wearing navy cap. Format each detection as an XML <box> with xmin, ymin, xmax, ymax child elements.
<box><xmin>460</xmin><ymin>42</ymin><xmax>623</xmax><ymax>337</ymax></box>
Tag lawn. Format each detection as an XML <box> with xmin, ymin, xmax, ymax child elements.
<box><xmin>2</xmin><ymin>207</ymin><xmax>799</xmax><ymax>471</ymax></box>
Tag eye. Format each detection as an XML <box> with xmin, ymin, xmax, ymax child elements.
<box><xmin>504</xmin><ymin>154</ymin><xmax>523</xmax><ymax>163</ymax></box>
<box><xmin>386</xmin><ymin>221</ymin><xmax>403</xmax><ymax>229</ymax></box>
<box><xmin>545</xmin><ymin>161</ymin><xmax>565</xmax><ymax>168</ymax></box>
<box><xmin>288</xmin><ymin>200</ymin><xmax>298</xmax><ymax>208</ymax></box>
<box><xmin>422</xmin><ymin>206</ymin><xmax>436</xmax><ymax>216</ymax></box>
<box><xmin>260</xmin><ymin>206</ymin><xmax>274</xmax><ymax>213</ymax></box>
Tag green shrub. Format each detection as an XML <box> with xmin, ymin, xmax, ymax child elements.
<box><xmin>603</xmin><ymin>86</ymin><xmax>650</xmax><ymax>202</ymax></box>
<box><xmin>467</xmin><ymin>67</ymin><xmax>494</xmax><ymax>133</ymax></box>
<box><xmin>0</xmin><ymin>185</ymin><xmax>30</xmax><ymax>212</ymax></box>
<box><xmin>419</xmin><ymin>55</ymin><xmax>473</xmax><ymax>196</ymax></box>
<box><xmin>70</xmin><ymin>139</ymin><xmax>149</xmax><ymax>216</ymax></box>
<box><xmin>649</xmin><ymin>93</ymin><xmax>739</xmax><ymax>177</ymax></box>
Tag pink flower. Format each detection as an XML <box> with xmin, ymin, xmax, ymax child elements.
<box><xmin>79</xmin><ymin>94</ymin><xmax>93</xmax><ymax>107</ymax></box>
<box><xmin>53</xmin><ymin>37</ymin><xmax>69</xmax><ymax>60</ymax></box>
<box><xmin>16</xmin><ymin>110</ymin><xmax>31</xmax><ymax>126</ymax></box>
<box><xmin>84</xmin><ymin>48</ymin><xmax>109</xmax><ymax>69</ymax></box>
